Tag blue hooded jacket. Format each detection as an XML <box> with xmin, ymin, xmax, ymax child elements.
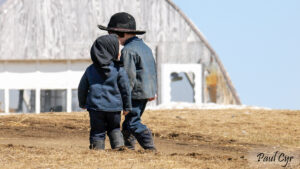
<box><xmin>78</xmin><ymin>35</ymin><xmax>132</xmax><ymax>112</ymax></box>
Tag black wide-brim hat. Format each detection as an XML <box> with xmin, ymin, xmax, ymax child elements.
<box><xmin>98</xmin><ymin>12</ymin><xmax>146</xmax><ymax>35</ymax></box>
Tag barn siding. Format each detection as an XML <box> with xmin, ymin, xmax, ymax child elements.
<box><xmin>0</xmin><ymin>0</ymin><xmax>201</xmax><ymax>60</ymax></box>
<box><xmin>0</xmin><ymin>0</ymin><xmax>241</xmax><ymax>104</ymax></box>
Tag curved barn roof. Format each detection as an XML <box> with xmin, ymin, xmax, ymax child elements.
<box><xmin>165</xmin><ymin>0</ymin><xmax>241</xmax><ymax>104</ymax></box>
<box><xmin>0</xmin><ymin>0</ymin><xmax>240</xmax><ymax>104</ymax></box>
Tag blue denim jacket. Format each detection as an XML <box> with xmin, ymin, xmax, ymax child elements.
<box><xmin>78</xmin><ymin>63</ymin><xmax>132</xmax><ymax>112</ymax></box>
<box><xmin>121</xmin><ymin>36</ymin><xmax>157</xmax><ymax>99</ymax></box>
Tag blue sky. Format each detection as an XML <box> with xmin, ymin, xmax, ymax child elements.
<box><xmin>173</xmin><ymin>0</ymin><xmax>300</xmax><ymax>110</ymax></box>
<box><xmin>0</xmin><ymin>0</ymin><xmax>5</xmax><ymax>6</ymax></box>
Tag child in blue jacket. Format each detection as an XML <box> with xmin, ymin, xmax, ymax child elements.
<box><xmin>78</xmin><ymin>34</ymin><xmax>132</xmax><ymax>150</ymax></box>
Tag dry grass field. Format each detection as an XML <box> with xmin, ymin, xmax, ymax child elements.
<box><xmin>0</xmin><ymin>109</ymin><xmax>300</xmax><ymax>169</ymax></box>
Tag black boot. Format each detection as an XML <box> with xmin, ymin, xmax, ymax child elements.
<box><xmin>135</xmin><ymin>129</ymin><xmax>156</xmax><ymax>151</ymax></box>
<box><xmin>89</xmin><ymin>139</ymin><xmax>105</xmax><ymax>150</ymax></box>
<box><xmin>108</xmin><ymin>129</ymin><xmax>125</xmax><ymax>149</ymax></box>
<box><xmin>122</xmin><ymin>130</ymin><xmax>136</xmax><ymax>150</ymax></box>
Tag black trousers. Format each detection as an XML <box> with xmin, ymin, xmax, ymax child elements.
<box><xmin>88</xmin><ymin>110</ymin><xmax>121</xmax><ymax>143</ymax></box>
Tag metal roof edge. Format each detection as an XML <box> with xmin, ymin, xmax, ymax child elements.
<box><xmin>166</xmin><ymin>0</ymin><xmax>241</xmax><ymax>104</ymax></box>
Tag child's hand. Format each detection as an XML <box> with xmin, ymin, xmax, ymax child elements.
<box><xmin>148</xmin><ymin>94</ymin><xmax>157</xmax><ymax>101</ymax></box>
<box><xmin>123</xmin><ymin>110</ymin><xmax>129</xmax><ymax>116</ymax></box>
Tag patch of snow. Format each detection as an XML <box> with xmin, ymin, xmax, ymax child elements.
<box><xmin>146</xmin><ymin>102</ymin><xmax>272</xmax><ymax>110</ymax></box>
<box><xmin>0</xmin><ymin>113</ymin><xmax>11</xmax><ymax>116</ymax></box>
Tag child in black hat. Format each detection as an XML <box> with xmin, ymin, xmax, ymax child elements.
<box><xmin>78</xmin><ymin>34</ymin><xmax>132</xmax><ymax>150</ymax></box>
<box><xmin>99</xmin><ymin>12</ymin><xmax>157</xmax><ymax>151</ymax></box>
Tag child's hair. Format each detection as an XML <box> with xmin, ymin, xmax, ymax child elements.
<box><xmin>108</xmin><ymin>31</ymin><xmax>125</xmax><ymax>38</ymax></box>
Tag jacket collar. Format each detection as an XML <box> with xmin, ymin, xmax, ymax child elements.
<box><xmin>124</xmin><ymin>36</ymin><xmax>140</xmax><ymax>46</ymax></box>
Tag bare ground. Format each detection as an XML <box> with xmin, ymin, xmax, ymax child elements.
<box><xmin>0</xmin><ymin>109</ymin><xmax>300</xmax><ymax>169</ymax></box>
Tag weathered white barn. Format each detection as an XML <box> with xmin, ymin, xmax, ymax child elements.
<box><xmin>0</xmin><ymin>0</ymin><xmax>241</xmax><ymax>113</ymax></box>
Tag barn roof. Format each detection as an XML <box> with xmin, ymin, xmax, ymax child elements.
<box><xmin>0</xmin><ymin>0</ymin><xmax>241</xmax><ymax>104</ymax></box>
<box><xmin>0</xmin><ymin>0</ymin><xmax>209</xmax><ymax>60</ymax></box>
<box><xmin>165</xmin><ymin>0</ymin><xmax>240</xmax><ymax>104</ymax></box>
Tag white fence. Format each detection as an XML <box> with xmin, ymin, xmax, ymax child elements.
<box><xmin>0</xmin><ymin>60</ymin><xmax>90</xmax><ymax>113</ymax></box>
<box><xmin>0</xmin><ymin>61</ymin><xmax>203</xmax><ymax>114</ymax></box>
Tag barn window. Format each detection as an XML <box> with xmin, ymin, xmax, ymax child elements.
<box><xmin>170</xmin><ymin>72</ymin><xmax>195</xmax><ymax>103</ymax></box>
<box><xmin>9</xmin><ymin>89</ymin><xmax>36</xmax><ymax>113</ymax></box>
<box><xmin>161</xmin><ymin>64</ymin><xmax>202</xmax><ymax>104</ymax></box>
<box><xmin>0</xmin><ymin>90</ymin><xmax>4</xmax><ymax>113</ymax></box>
<box><xmin>40</xmin><ymin>90</ymin><xmax>67</xmax><ymax>112</ymax></box>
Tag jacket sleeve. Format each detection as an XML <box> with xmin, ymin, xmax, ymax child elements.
<box><xmin>78</xmin><ymin>71</ymin><xmax>89</xmax><ymax>108</ymax></box>
<box><xmin>117</xmin><ymin>68</ymin><xmax>132</xmax><ymax>112</ymax></box>
<box><xmin>121</xmin><ymin>49</ymin><xmax>136</xmax><ymax>90</ymax></box>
